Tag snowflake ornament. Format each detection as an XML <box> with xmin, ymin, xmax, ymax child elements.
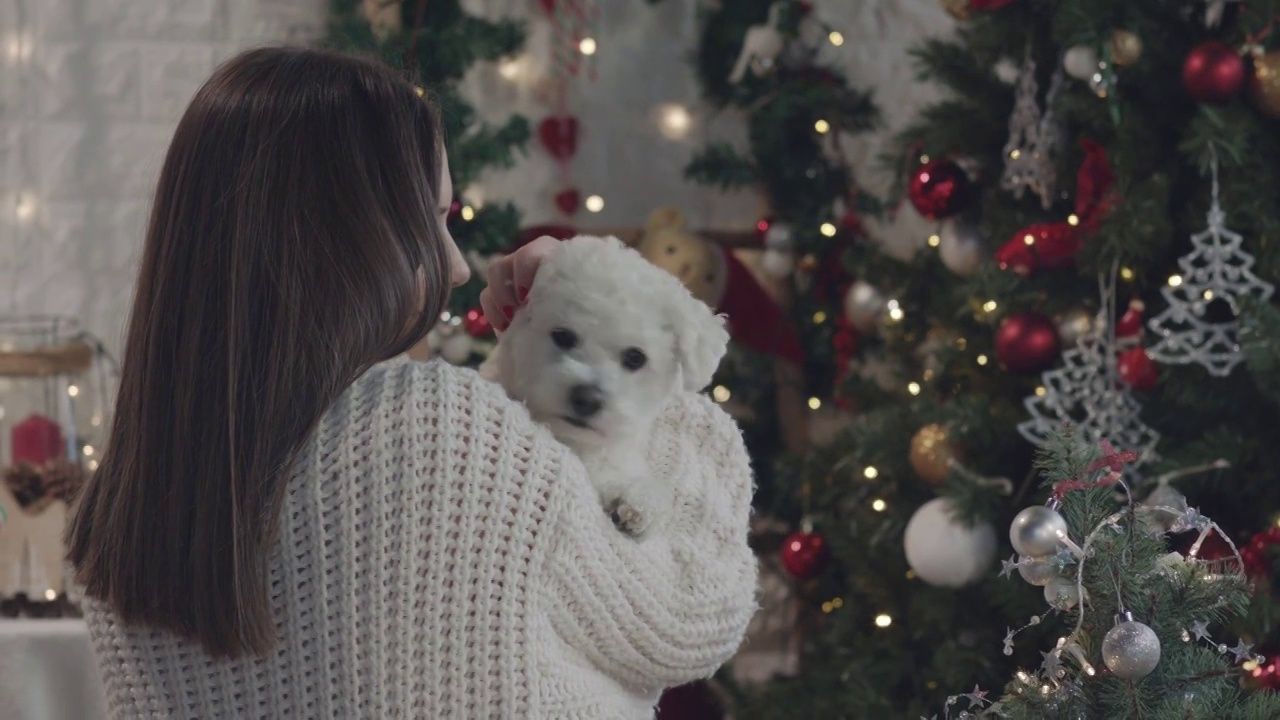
<box><xmin>1146</xmin><ymin>167</ymin><xmax>1274</xmax><ymax>376</ymax></box>
<box><xmin>1000</xmin><ymin>52</ymin><xmax>1064</xmax><ymax>210</ymax></box>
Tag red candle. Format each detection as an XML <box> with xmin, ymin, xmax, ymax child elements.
<box><xmin>11</xmin><ymin>414</ymin><xmax>64</xmax><ymax>466</ymax></box>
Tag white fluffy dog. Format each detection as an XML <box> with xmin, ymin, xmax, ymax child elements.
<box><xmin>482</xmin><ymin>235</ymin><xmax>729</xmax><ymax>536</ymax></box>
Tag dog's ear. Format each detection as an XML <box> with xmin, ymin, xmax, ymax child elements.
<box><xmin>669</xmin><ymin>298</ymin><xmax>730</xmax><ymax>392</ymax></box>
<box><xmin>645</xmin><ymin>207</ymin><xmax>686</xmax><ymax>234</ymax></box>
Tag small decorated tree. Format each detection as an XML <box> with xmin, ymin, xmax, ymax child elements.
<box><xmin>941</xmin><ymin>425</ymin><xmax>1280</xmax><ymax>719</ymax></box>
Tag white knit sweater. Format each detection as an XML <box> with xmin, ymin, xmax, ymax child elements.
<box><xmin>83</xmin><ymin>359</ymin><xmax>758</xmax><ymax>718</ymax></box>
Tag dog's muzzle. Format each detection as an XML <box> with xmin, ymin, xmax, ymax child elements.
<box><xmin>568</xmin><ymin>383</ymin><xmax>604</xmax><ymax>419</ymax></box>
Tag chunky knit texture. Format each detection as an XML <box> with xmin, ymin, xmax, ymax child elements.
<box><xmin>82</xmin><ymin>359</ymin><xmax>758</xmax><ymax>718</ymax></box>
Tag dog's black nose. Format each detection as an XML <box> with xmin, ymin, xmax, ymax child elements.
<box><xmin>568</xmin><ymin>384</ymin><xmax>604</xmax><ymax>418</ymax></box>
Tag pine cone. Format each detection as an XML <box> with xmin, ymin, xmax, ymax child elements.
<box><xmin>41</xmin><ymin>458</ymin><xmax>85</xmax><ymax>504</ymax></box>
<box><xmin>3</xmin><ymin>462</ymin><xmax>49</xmax><ymax>512</ymax></box>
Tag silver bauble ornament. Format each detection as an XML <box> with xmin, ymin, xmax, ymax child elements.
<box><xmin>1044</xmin><ymin>576</ymin><xmax>1083</xmax><ymax>610</ymax></box>
<box><xmin>1010</xmin><ymin>504</ymin><xmax>1068</xmax><ymax>558</ymax></box>
<box><xmin>844</xmin><ymin>280</ymin><xmax>886</xmax><ymax>333</ymax></box>
<box><xmin>1018</xmin><ymin>556</ymin><xmax>1060</xmax><ymax>586</ymax></box>
<box><xmin>760</xmin><ymin>248</ymin><xmax>795</xmax><ymax>278</ymax></box>
<box><xmin>1055</xmin><ymin>308</ymin><xmax>1095</xmax><ymax>349</ymax></box>
<box><xmin>763</xmin><ymin>222</ymin><xmax>794</xmax><ymax>251</ymax></box>
<box><xmin>1063</xmin><ymin>45</ymin><xmax>1100</xmax><ymax>80</ymax></box>
<box><xmin>938</xmin><ymin>220</ymin><xmax>985</xmax><ymax>277</ymax></box>
<box><xmin>1102</xmin><ymin>614</ymin><xmax>1162</xmax><ymax>680</ymax></box>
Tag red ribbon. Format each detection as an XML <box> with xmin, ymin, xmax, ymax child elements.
<box><xmin>996</xmin><ymin>139</ymin><xmax>1116</xmax><ymax>275</ymax></box>
<box><xmin>1050</xmin><ymin>439</ymin><xmax>1135</xmax><ymax>501</ymax></box>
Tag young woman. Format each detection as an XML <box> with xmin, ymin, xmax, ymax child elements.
<box><xmin>66</xmin><ymin>47</ymin><xmax>757</xmax><ymax>717</ymax></box>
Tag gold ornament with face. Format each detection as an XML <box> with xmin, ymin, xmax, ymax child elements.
<box><xmin>634</xmin><ymin>207</ymin><xmax>727</xmax><ymax>309</ymax></box>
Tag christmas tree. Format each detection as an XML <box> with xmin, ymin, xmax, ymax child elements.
<box><xmin>946</xmin><ymin>425</ymin><xmax>1280</xmax><ymax>719</ymax></box>
<box><xmin>324</xmin><ymin>0</ymin><xmax>530</xmax><ymax>357</ymax></box>
<box><xmin>686</xmin><ymin>0</ymin><xmax>1280</xmax><ymax>717</ymax></box>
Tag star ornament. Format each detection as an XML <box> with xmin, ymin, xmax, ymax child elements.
<box><xmin>1190</xmin><ymin>620</ymin><xmax>1211</xmax><ymax>642</ymax></box>
<box><xmin>1230</xmin><ymin>640</ymin><xmax>1255</xmax><ymax>663</ymax></box>
<box><xmin>1000</xmin><ymin>555</ymin><xmax>1019</xmax><ymax>579</ymax></box>
<box><xmin>964</xmin><ymin>685</ymin><xmax>989</xmax><ymax>709</ymax></box>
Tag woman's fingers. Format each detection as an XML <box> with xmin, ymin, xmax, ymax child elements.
<box><xmin>511</xmin><ymin>236</ymin><xmax>560</xmax><ymax>302</ymax></box>
<box><xmin>479</xmin><ymin>286</ymin><xmax>509</xmax><ymax>332</ymax></box>
<box><xmin>486</xmin><ymin>257</ymin><xmax>517</xmax><ymax>316</ymax></box>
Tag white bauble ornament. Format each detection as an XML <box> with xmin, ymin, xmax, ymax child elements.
<box><xmin>760</xmin><ymin>249</ymin><xmax>795</xmax><ymax>278</ymax></box>
<box><xmin>938</xmin><ymin>220</ymin><xmax>985</xmax><ymax>277</ymax></box>
<box><xmin>844</xmin><ymin>280</ymin><xmax>886</xmax><ymax>333</ymax></box>
<box><xmin>763</xmin><ymin>222</ymin><xmax>794</xmax><ymax>251</ymax></box>
<box><xmin>904</xmin><ymin>498</ymin><xmax>997</xmax><ymax>588</ymax></box>
<box><xmin>441</xmin><ymin>334</ymin><xmax>474</xmax><ymax>364</ymax></box>
<box><xmin>994</xmin><ymin>57</ymin><xmax>1020</xmax><ymax>84</ymax></box>
<box><xmin>1102</xmin><ymin>615</ymin><xmax>1162</xmax><ymax>680</ymax></box>
<box><xmin>1063</xmin><ymin>46</ymin><xmax>1100</xmax><ymax>80</ymax></box>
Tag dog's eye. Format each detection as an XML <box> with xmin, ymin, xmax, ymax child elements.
<box><xmin>621</xmin><ymin>348</ymin><xmax>647</xmax><ymax>371</ymax></box>
<box><xmin>550</xmin><ymin>328</ymin><xmax>579</xmax><ymax>350</ymax></box>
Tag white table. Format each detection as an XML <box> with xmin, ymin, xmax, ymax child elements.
<box><xmin>0</xmin><ymin>619</ymin><xmax>106</xmax><ymax>720</ymax></box>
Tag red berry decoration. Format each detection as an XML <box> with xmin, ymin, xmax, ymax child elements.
<box><xmin>994</xmin><ymin>312</ymin><xmax>1061</xmax><ymax>374</ymax></box>
<box><xmin>780</xmin><ymin>529</ymin><xmax>828</xmax><ymax>580</ymax></box>
<box><xmin>908</xmin><ymin>159</ymin><xmax>971</xmax><ymax>220</ymax></box>
<box><xmin>1117</xmin><ymin>347</ymin><xmax>1158</xmax><ymax>391</ymax></box>
<box><xmin>463</xmin><ymin>307</ymin><xmax>492</xmax><ymax>338</ymax></box>
<box><xmin>1182</xmin><ymin>41</ymin><xmax>1246</xmax><ymax>103</ymax></box>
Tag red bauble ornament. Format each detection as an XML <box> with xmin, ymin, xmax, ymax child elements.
<box><xmin>554</xmin><ymin>188</ymin><xmax>581</xmax><ymax>215</ymax></box>
<box><xmin>463</xmin><ymin>307</ymin><xmax>492</xmax><ymax>338</ymax></box>
<box><xmin>1116</xmin><ymin>299</ymin><xmax>1145</xmax><ymax>339</ymax></box>
<box><xmin>1182</xmin><ymin>41</ymin><xmax>1246</xmax><ymax>103</ymax></box>
<box><xmin>12</xmin><ymin>414</ymin><xmax>64</xmax><ymax>466</ymax></box>
<box><xmin>780</xmin><ymin>530</ymin><xmax>827</xmax><ymax>580</ymax></box>
<box><xmin>538</xmin><ymin>115</ymin><xmax>580</xmax><ymax>160</ymax></box>
<box><xmin>994</xmin><ymin>312</ymin><xmax>1061</xmax><ymax>374</ymax></box>
<box><xmin>908</xmin><ymin>159</ymin><xmax>971</xmax><ymax>220</ymax></box>
<box><xmin>1241</xmin><ymin>527</ymin><xmax>1280</xmax><ymax>579</ymax></box>
<box><xmin>1117</xmin><ymin>347</ymin><xmax>1158</xmax><ymax>391</ymax></box>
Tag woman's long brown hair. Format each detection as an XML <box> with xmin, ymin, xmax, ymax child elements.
<box><xmin>66</xmin><ymin>47</ymin><xmax>452</xmax><ymax>658</ymax></box>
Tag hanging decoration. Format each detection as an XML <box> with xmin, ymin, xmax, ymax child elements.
<box><xmin>909</xmin><ymin>424</ymin><xmax>962</xmax><ymax>486</ymax></box>
<box><xmin>937</xmin><ymin>219</ymin><xmax>985</xmax><ymax>276</ymax></box>
<box><xmin>538</xmin><ymin>0</ymin><xmax>600</xmax><ymax>217</ymax></box>
<box><xmin>996</xmin><ymin>139</ymin><xmax>1115</xmax><ymax>274</ymax></box>
<box><xmin>995</xmin><ymin>312</ymin><xmax>1061</xmax><ymax>374</ymax></box>
<box><xmin>904</xmin><ymin>497</ymin><xmax>997</xmax><ymax>588</ymax></box>
<box><xmin>1146</xmin><ymin>158</ymin><xmax>1275</xmax><ymax>377</ymax></box>
<box><xmin>908</xmin><ymin>158</ymin><xmax>972</xmax><ymax>220</ymax></box>
<box><xmin>1249</xmin><ymin>49</ymin><xmax>1280</xmax><ymax>118</ymax></box>
<box><xmin>1108</xmin><ymin>30</ymin><xmax>1143</xmax><ymax>66</ymax></box>
<box><xmin>1019</xmin><ymin>273</ymin><xmax>1161</xmax><ymax>471</ymax></box>
<box><xmin>729</xmin><ymin>3</ymin><xmax>785</xmax><ymax>83</ymax></box>
<box><xmin>1001</xmin><ymin>51</ymin><xmax>1064</xmax><ymax>210</ymax></box>
<box><xmin>1182</xmin><ymin>41</ymin><xmax>1246</xmax><ymax>103</ymax></box>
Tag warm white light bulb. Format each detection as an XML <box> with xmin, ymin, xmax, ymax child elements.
<box><xmin>579</xmin><ymin>37</ymin><xmax>597</xmax><ymax>56</ymax></box>
<box><xmin>655</xmin><ymin>103</ymin><xmax>693</xmax><ymax>140</ymax></box>
<box><xmin>585</xmin><ymin>195</ymin><xmax>605</xmax><ymax>213</ymax></box>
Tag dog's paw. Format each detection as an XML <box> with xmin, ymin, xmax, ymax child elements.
<box><xmin>606</xmin><ymin>497</ymin><xmax>651</xmax><ymax>538</ymax></box>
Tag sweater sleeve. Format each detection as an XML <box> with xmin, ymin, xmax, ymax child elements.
<box><xmin>539</xmin><ymin>391</ymin><xmax>758</xmax><ymax>693</ymax></box>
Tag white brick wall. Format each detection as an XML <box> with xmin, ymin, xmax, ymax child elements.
<box><xmin>2</xmin><ymin>0</ymin><xmax>952</xmax><ymax>355</ymax></box>
<box><xmin>1</xmin><ymin>0</ymin><xmax>325</xmax><ymax>353</ymax></box>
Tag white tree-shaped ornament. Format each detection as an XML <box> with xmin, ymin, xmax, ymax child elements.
<box><xmin>1146</xmin><ymin>166</ymin><xmax>1275</xmax><ymax>376</ymax></box>
<box><xmin>1019</xmin><ymin>277</ymin><xmax>1161</xmax><ymax>471</ymax></box>
<box><xmin>1000</xmin><ymin>52</ymin><xmax>1064</xmax><ymax>211</ymax></box>
<box><xmin>728</xmin><ymin>3</ymin><xmax>785</xmax><ymax>83</ymax></box>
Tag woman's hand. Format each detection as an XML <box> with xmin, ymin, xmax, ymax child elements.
<box><xmin>480</xmin><ymin>235</ymin><xmax>560</xmax><ymax>332</ymax></box>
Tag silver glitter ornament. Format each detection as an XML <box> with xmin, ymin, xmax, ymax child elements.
<box><xmin>1147</xmin><ymin>161</ymin><xmax>1274</xmax><ymax>377</ymax></box>
<box><xmin>1010</xmin><ymin>503</ymin><xmax>1068</xmax><ymax>557</ymax></box>
<box><xmin>938</xmin><ymin>220</ymin><xmax>986</xmax><ymax>277</ymax></box>
<box><xmin>1062</xmin><ymin>46</ymin><xmax>1099</xmax><ymax>80</ymax></box>
<box><xmin>1103</xmin><ymin>613</ymin><xmax>1162</xmax><ymax>680</ymax></box>
<box><xmin>1001</xmin><ymin>52</ymin><xmax>1063</xmax><ymax>210</ymax></box>
<box><xmin>1018</xmin><ymin>556</ymin><xmax>1060</xmax><ymax>586</ymax></box>
<box><xmin>844</xmin><ymin>280</ymin><xmax>886</xmax><ymax>333</ymax></box>
<box><xmin>1043</xmin><ymin>576</ymin><xmax>1083</xmax><ymax>610</ymax></box>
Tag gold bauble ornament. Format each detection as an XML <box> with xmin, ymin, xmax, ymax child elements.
<box><xmin>1249</xmin><ymin>50</ymin><xmax>1280</xmax><ymax>119</ymax></box>
<box><xmin>1109</xmin><ymin>30</ymin><xmax>1143</xmax><ymax>66</ymax></box>
<box><xmin>910</xmin><ymin>424</ymin><xmax>961</xmax><ymax>486</ymax></box>
<box><xmin>942</xmin><ymin>0</ymin><xmax>970</xmax><ymax>21</ymax></box>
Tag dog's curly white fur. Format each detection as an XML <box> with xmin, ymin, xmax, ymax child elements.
<box><xmin>481</xmin><ymin>235</ymin><xmax>729</xmax><ymax>536</ymax></box>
